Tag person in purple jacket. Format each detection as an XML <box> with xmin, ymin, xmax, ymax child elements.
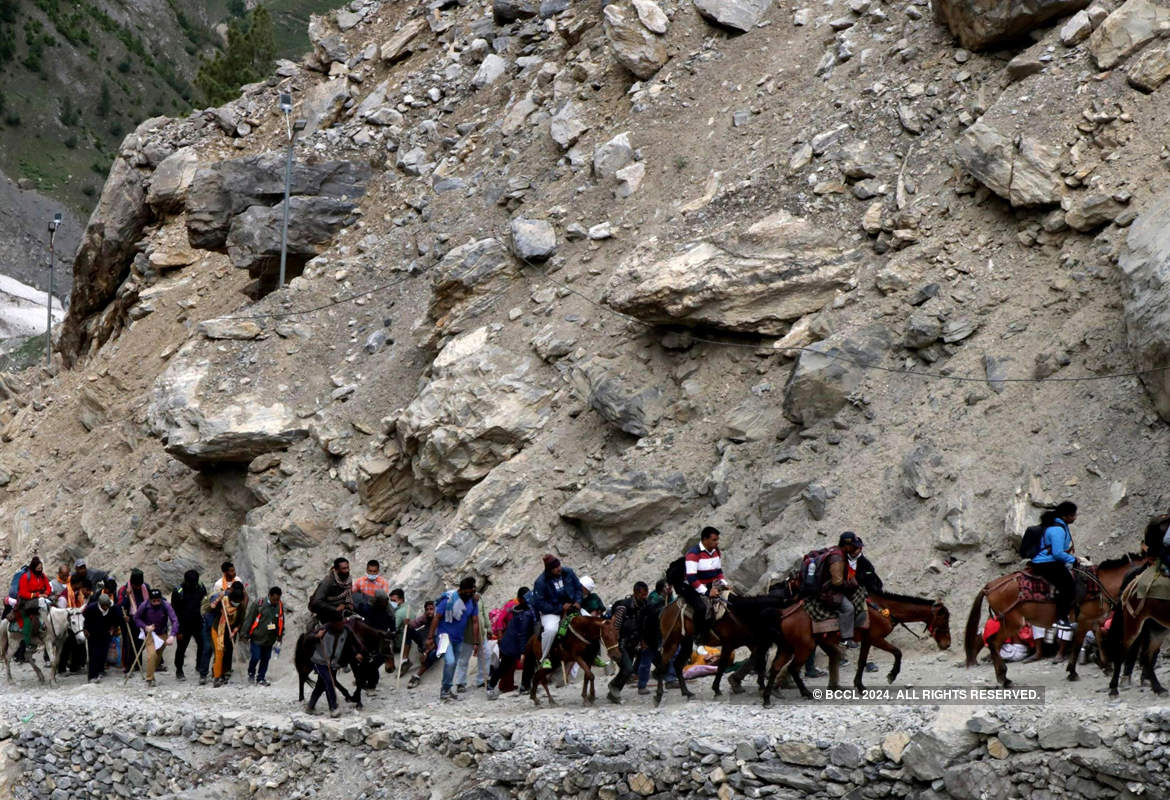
<box><xmin>134</xmin><ymin>589</ymin><xmax>179</xmax><ymax>687</ymax></box>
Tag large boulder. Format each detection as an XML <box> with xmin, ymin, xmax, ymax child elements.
<box><xmin>425</xmin><ymin>238</ymin><xmax>518</xmax><ymax>346</ymax></box>
<box><xmin>510</xmin><ymin>218</ymin><xmax>557</xmax><ymax>263</ymax></box>
<box><xmin>224</xmin><ymin>197</ymin><xmax>360</xmax><ymax>282</ymax></box>
<box><xmin>783</xmin><ymin>325</ymin><xmax>892</xmax><ymax>425</ymax></box>
<box><xmin>146</xmin><ymin>147</ymin><xmax>200</xmax><ymax>213</ymax></box>
<box><xmin>567</xmin><ymin>356</ymin><xmax>665</xmax><ymax>437</ymax></box>
<box><xmin>693</xmin><ymin>0</ymin><xmax>773</xmax><ymax>32</ymax></box>
<box><xmin>59</xmin><ymin>155</ymin><xmax>151</xmax><ymax>365</ymax></box>
<box><xmin>559</xmin><ymin>470</ymin><xmax>689</xmax><ymax>552</ymax></box>
<box><xmin>396</xmin><ymin>327</ymin><xmax>554</xmax><ymax>495</ymax></box>
<box><xmin>1119</xmin><ymin>187</ymin><xmax>1170</xmax><ymax>420</ymax></box>
<box><xmin>186</xmin><ymin>155</ymin><xmax>369</xmax><ymax>250</ymax></box>
<box><xmin>605</xmin><ymin>211</ymin><xmax>863</xmax><ymax>335</ymax></box>
<box><xmin>954</xmin><ymin>120</ymin><xmax>1063</xmax><ymax>207</ymax></box>
<box><xmin>1088</xmin><ymin>0</ymin><xmax>1170</xmax><ymax>70</ymax></box>
<box><xmin>147</xmin><ymin>353</ymin><xmax>309</xmax><ymax>469</ymax></box>
<box><xmin>604</xmin><ymin>1</ymin><xmax>669</xmax><ymax>80</ymax></box>
<box><xmin>932</xmin><ymin>0</ymin><xmax>1091</xmax><ymax>50</ymax></box>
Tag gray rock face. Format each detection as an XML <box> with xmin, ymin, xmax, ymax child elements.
<box><xmin>1088</xmin><ymin>0</ymin><xmax>1170</xmax><ymax>70</ymax></box>
<box><xmin>473</xmin><ymin>54</ymin><xmax>509</xmax><ymax>89</ymax></box>
<box><xmin>300</xmin><ymin>78</ymin><xmax>351</xmax><ymax>137</ymax></box>
<box><xmin>758</xmin><ymin>476</ymin><xmax>810</xmax><ymax>523</ymax></box>
<box><xmin>559</xmin><ymin>470</ymin><xmax>688</xmax><ymax>552</ymax></box>
<box><xmin>933</xmin><ymin>0</ymin><xmax>1091</xmax><ymax>49</ymax></box>
<box><xmin>1119</xmin><ymin>187</ymin><xmax>1170</xmax><ymax>420</ymax></box>
<box><xmin>186</xmin><ymin>155</ymin><xmax>369</xmax><ymax>250</ymax></box>
<box><xmin>146</xmin><ymin>147</ymin><xmax>199</xmax><ymax>213</ymax></box>
<box><xmin>147</xmin><ymin>357</ymin><xmax>309</xmax><ymax>469</ymax></box>
<box><xmin>944</xmin><ymin>762</ymin><xmax>1011</xmax><ymax>800</ymax></box>
<box><xmin>783</xmin><ymin>325</ymin><xmax>892</xmax><ymax>425</ymax></box>
<box><xmin>224</xmin><ymin>197</ymin><xmax>360</xmax><ymax>281</ymax></box>
<box><xmin>594</xmin><ymin>132</ymin><xmax>635</xmax><ymax>181</ymax></box>
<box><xmin>550</xmin><ymin>101</ymin><xmax>589</xmax><ymax>149</ymax></box>
<box><xmin>605</xmin><ymin>211</ymin><xmax>865</xmax><ymax>335</ymax></box>
<box><xmin>901</xmin><ymin>733</ymin><xmax>947</xmax><ymax>781</ymax></box>
<box><xmin>426</xmin><ymin>238</ymin><xmax>517</xmax><ymax>344</ymax></box>
<box><xmin>693</xmin><ymin>0</ymin><xmax>774</xmax><ymax>32</ymax></box>
<box><xmin>380</xmin><ymin>18</ymin><xmax>428</xmax><ymax>63</ymax></box>
<box><xmin>568</xmin><ymin>356</ymin><xmax>664</xmax><ymax>437</ymax></box>
<box><xmin>510</xmin><ymin>218</ymin><xmax>557</xmax><ymax>263</ymax></box>
<box><xmin>494</xmin><ymin>0</ymin><xmax>539</xmax><ymax>23</ymax></box>
<box><xmin>60</xmin><ymin>155</ymin><xmax>151</xmax><ymax>364</ymax></box>
<box><xmin>1128</xmin><ymin>42</ymin><xmax>1170</xmax><ymax>90</ymax></box>
<box><xmin>955</xmin><ymin>121</ymin><xmax>1063</xmax><ymax>207</ymax></box>
<box><xmin>396</xmin><ymin>327</ymin><xmax>554</xmax><ymax>495</ymax></box>
<box><xmin>1063</xmin><ymin>193</ymin><xmax>1126</xmax><ymax>231</ymax></box>
<box><xmin>604</xmin><ymin>1</ymin><xmax>669</xmax><ymax>80</ymax></box>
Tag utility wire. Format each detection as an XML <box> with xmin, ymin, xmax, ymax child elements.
<box><xmin>214</xmin><ymin>271</ymin><xmax>416</xmax><ymax>321</ymax></box>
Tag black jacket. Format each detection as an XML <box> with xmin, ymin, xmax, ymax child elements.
<box><xmin>171</xmin><ymin>583</ymin><xmax>208</xmax><ymax>632</ymax></box>
<box><xmin>82</xmin><ymin>601</ymin><xmax>124</xmax><ymax>637</ymax></box>
<box><xmin>854</xmin><ymin>555</ymin><xmax>883</xmax><ymax>594</ymax></box>
<box><xmin>610</xmin><ymin>596</ymin><xmax>653</xmax><ymax>651</ymax></box>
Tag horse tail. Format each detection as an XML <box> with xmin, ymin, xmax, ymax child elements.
<box><xmin>963</xmin><ymin>588</ymin><xmax>986</xmax><ymax>667</ymax></box>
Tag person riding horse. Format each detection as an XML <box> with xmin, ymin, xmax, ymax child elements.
<box><xmin>821</xmin><ymin>533</ymin><xmax>865</xmax><ymax>641</ymax></box>
<box><xmin>1029</xmin><ymin>502</ymin><xmax>1079</xmax><ymax>624</ymax></box>
<box><xmin>531</xmin><ymin>554</ymin><xmax>583</xmax><ymax>671</ymax></box>
<box><xmin>672</xmin><ymin>527</ymin><xmax>726</xmax><ymax>639</ymax></box>
<box><xmin>16</xmin><ymin>557</ymin><xmax>52</xmax><ymax>646</ymax></box>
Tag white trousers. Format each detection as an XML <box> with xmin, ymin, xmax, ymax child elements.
<box><xmin>540</xmin><ymin>614</ymin><xmax>560</xmax><ymax>660</ymax></box>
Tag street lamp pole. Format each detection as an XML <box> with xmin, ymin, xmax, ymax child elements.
<box><xmin>278</xmin><ymin>93</ymin><xmax>305</xmax><ymax>290</ymax></box>
<box><xmin>45</xmin><ymin>212</ymin><xmax>61</xmax><ymax>368</ymax></box>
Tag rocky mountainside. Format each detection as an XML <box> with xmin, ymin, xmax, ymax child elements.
<box><xmin>2</xmin><ymin>0</ymin><xmax>1170</xmax><ymax>628</ymax></box>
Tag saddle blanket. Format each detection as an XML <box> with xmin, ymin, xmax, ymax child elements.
<box><xmin>1129</xmin><ymin>565</ymin><xmax>1170</xmax><ymax>602</ymax></box>
<box><xmin>1015</xmin><ymin>571</ymin><xmax>1052</xmax><ymax>604</ymax></box>
<box><xmin>805</xmin><ymin>585</ymin><xmax>869</xmax><ymax>635</ymax></box>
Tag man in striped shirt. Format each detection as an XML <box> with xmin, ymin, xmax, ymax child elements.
<box><xmin>682</xmin><ymin>527</ymin><xmax>725</xmax><ymax>637</ymax></box>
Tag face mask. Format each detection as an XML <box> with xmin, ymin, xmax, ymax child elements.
<box><xmin>389</xmin><ymin>600</ymin><xmax>400</xmax><ymax>609</ymax></box>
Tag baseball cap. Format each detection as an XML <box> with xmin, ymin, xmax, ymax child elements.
<box><xmin>149</xmin><ymin>589</ymin><xmax>162</xmax><ymax>600</ymax></box>
<box><xmin>838</xmin><ymin>531</ymin><xmax>859</xmax><ymax>547</ymax></box>
<box><xmin>74</xmin><ymin>558</ymin><xmax>86</xmax><ymax>568</ymax></box>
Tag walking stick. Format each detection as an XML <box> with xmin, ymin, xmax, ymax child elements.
<box><xmin>123</xmin><ymin>629</ymin><xmax>146</xmax><ymax>685</ymax></box>
<box><xmin>396</xmin><ymin>604</ymin><xmax>409</xmax><ymax>689</ymax></box>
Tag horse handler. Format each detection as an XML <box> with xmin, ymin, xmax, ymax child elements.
<box><xmin>307</xmin><ymin>619</ymin><xmax>351</xmax><ymax>718</ymax></box>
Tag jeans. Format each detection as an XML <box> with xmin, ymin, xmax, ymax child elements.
<box><xmin>637</xmin><ymin>648</ymin><xmax>675</xmax><ymax>688</ymax></box>
<box><xmin>838</xmin><ymin>597</ymin><xmax>856</xmax><ymax>640</ymax></box>
<box><xmin>196</xmin><ymin>614</ymin><xmax>214</xmax><ymax>678</ymax></box>
<box><xmin>309</xmin><ymin>663</ymin><xmax>338</xmax><ymax>710</ymax></box>
<box><xmin>249</xmin><ymin>643</ymin><xmax>273</xmax><ymax>681</ymax></box>
<box><xmin>454</xmin><ymin>640</ymin><xmax>494</xmax><ymax>687</ymax></box>
<box><xmin>440</xmin><ymin>638</ymin><xmax>461</xmax><ymax>694</ymax></box>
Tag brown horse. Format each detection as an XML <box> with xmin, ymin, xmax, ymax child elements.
<box><xmin>756</xmin><ymin>600</ymin><xmax>901</xmax><ymax>706</ymax></box>
<box><xmin>1107</xmin><ymin>574</ymin><xmax>1170</xmax><ymax>697</ymax></box>
<box><xmin>1065</xmin><ymin>554</ymin><xmax>1148</xmax><ymax>680</ymax></box>
<box><xmin>655</xmin><ymin>596</ymin><xmax>754</xmax><ymax>705</ymax></box>
<box><xmin>964</xmin><ymin>556</ymin><xmax>1148</xmax><ymax>686</ymax></box>
<box><xmin>524</xmin><ymin>615</ymin><xmax>618</xmax><ymax>706</ymax></box>
<box><xmin>868</xmin><ymin>592</ymin><xmax>952</xmax><ymax>651</ymax></box>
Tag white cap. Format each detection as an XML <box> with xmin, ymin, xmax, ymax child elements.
<box><xmin>580</xmin><ymin>576</ymin><xmax>595</xmax><ymax>592</ymax></box>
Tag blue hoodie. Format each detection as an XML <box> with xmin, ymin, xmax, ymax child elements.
<box><xmin>1031</xmin><ymin>518</ymin><xmax>1075</xmax><ymax>565</ymax></box>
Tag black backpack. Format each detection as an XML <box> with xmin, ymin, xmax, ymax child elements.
<box><xmin>1018</xmin><ymin>525</ymin><xmax>1046</xmax><ymax>560</ymax></box>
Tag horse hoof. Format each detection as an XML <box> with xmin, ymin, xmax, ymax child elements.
<box><xmin>1067</xmin><ymin>673</ymin><xmax>1079</xmax><ymax>683</ymax></box>
<box><xmin>712</xmin><ymin>689</ymin><xmax>722</xmax><ymax>697</ymax></box>
<box><xmin>762</xmin><ymin>700</ymin><xmax>772</xmax><ymax>709</ymax></box>
<box><xmin>1109</xmin><ymin>689</ymin><xmax>1120</xmax><ymax>699</ymax></box>
<box><xmin>730</xmin><ymin>683</ymin><xmax>745</xmax><ymax>695</ymax></box>
<box><xmin>1002</xmin><ymin>679</ymin><xmax>1013</xmax><ymax>689</ymax></box>
<box><xmin>1156</xmin><ymin>688</ymin><xmax>1168</xmax><ymax>697</ymax></box>
<box><xmin>886</xmin><ymin>674</ymin><xmax>896</xmax><ymax>685</ymax></box>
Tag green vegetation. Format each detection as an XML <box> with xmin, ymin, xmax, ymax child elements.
<box><xmin>0</xmin><ymin>332</ymin><xmax>48</xmax><ymax>373</ymax></box>
<box><xmin>195</xmin><ymin>5</ymin><xmax>275</xmax><ymax>106</ymax></box>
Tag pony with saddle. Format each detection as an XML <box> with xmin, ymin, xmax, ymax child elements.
<box><xmin>1106</xmin><ymin>561</ymin><xmax>1170</xmax><ymax>697</ymax></box>
<box><xmin>522</xmin><ymin>613</ymin><xmax>618</xmax><ymax>705</ymax></box>
<box><xmin>295</xmin><ymin>618</ymin><xmax>396</xmax><ymax>710</ymax></box>
<box><xmin>964</xmin><ymin>553</ymin><xmax>1142</xmax><ymax>686</ymax></box>
<box><xmin>0</xmin><ymin>597</ymin><xmax>78</xmax><ymax>685</ymax></box>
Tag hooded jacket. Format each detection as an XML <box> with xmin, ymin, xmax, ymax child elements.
<box><xmin>171</xmin><ymin>581</ymin><xmax>207</xmax><ymax>633</ymax></box>
<box><xmin>309</xmin><ymin>569</ymin><xmax>353</xmax><ymax>616</ymax></box>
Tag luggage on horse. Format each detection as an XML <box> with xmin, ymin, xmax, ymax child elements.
<box><xmin>794</xmin><ymin>548</ymin><xmax>833</xmax><ymax>598</ymax></box>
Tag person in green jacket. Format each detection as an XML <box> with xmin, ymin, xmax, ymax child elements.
<box><xmin>244</xmin><ymin>587</ymin><xmax>284</xmax><ymax>686</ymax></box>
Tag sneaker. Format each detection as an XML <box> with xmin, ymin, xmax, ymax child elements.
<box><xmin>638</xmin><ymin>687</ymin><xmax>652</xmax><ymax>695</ymax></box>
<box><xmin>175</xmin><ymin>670</ymin><xmax>186</xmax><ymax>682</ymax></box>
<box><xmin>846</xmin><ymin>641</ymin><xmax>860</xmax><ymax>649</ymax></box>
<box><xmin>865</xmin><ymin>662</ymin><xmax>879</xmax><ymax>673</ymax></box>
<box><xmin>456</xmin><ymin>684</ymin><xmax>466</xmax><ymax>693</ymax></box>
<box><xmin>213</xmin><ymin>678</ymin><xmax>224</xmax><ymax>688</ymax></box>
<box><xmin>540</xmin><ymin>659</ymin><xmax>552</xmax><ymax>670</ymax></box>
<box><xmin>257</xmin><ymin>679</ymin><xmax>270</xmax><ymax>687</ymax></box>
<box><xmin>157</xmin><ymin>663</ymin><xmax>168</xmax><ymax>672</ymax></box>
<box><xmin>329</xmin><ymin>708</ymin><xmax>342</xmax><ymax>718</ymax></box>
<box><xmin>439</xmin><ymin>691</ymin><xmax>452</xmax><ymax>702</ymax></box>
<box><xmin>804</xmin><ymin>667</ymin><xmax>827</xmax><ymax>678</ymax></box>
<box><xmin>593</xmin><ymin>657</ymin><xmax>606</xmax><ymax>668</ymax></box>
<box><xmin>248</xmin><ymin>674</ymin><xmax>255</xmax><ymax>683</ymax></box>
<box><xmin>487</xmin><ymin>688</ymin><xmax>499</xmax><ymax>701</ymax></box>
<box><xmin>198</xmin><ymin>675</ymin><xmax>207</xmax><ymax>686</ymax></box>
<box><xmin>305</xmin><ymin>703</ymin><xmax>318</xmax><ymax>715</ymax></box>
<box><xmin>146</xmin><ymin>678</ymin><xmax>156</xmax><ymax>688</ymax></box>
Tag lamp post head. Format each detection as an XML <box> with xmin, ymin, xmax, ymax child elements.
<box><xmin>279</xmin><ymin>92</ymin><xmax>293</xmax><ymax>114</ymax></box>
<box><xmin>293</xmin><ymin>118</ymin><xmax>307</xmax><ymax>132</ymax></box>
<box><xmin>48</xmin><ymin>212</ymin><xmax>62</xmax><ymax>233</ymax></box>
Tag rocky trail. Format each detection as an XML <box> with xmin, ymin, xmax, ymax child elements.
<box><xmin>3</xmin><ymin>633</ymin><xmax>1170</xmax><ymax>800</ymax></box>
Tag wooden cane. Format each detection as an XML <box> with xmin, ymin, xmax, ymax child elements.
<box><xmin>396</xmin><ymin>604</ymin><xmax>409</xmax><ymax>689</ymax></box>
<box><xmin>123</xmin><ymin>629</ymin><xmax>147</xmax><ymax>684</ymax></box>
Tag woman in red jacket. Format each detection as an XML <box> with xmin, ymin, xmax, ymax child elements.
<box><xmin>17</xmin><ymin>556</ymin><xmax>51</xmax><ymax>643</ymax></box>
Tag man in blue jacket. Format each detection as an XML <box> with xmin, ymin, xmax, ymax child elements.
<box><xmin>1030</xmin><ymin>501</ymin><xmax>1078</xmax><ymax>623</ymax></box>
<box><xmin>530</xmin><ymin>554</ymin><xmax>583</xmax><ymax>671</ymax></box>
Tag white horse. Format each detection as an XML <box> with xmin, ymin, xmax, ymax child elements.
<box><xmin>0</xmin><ymin>597</ymin><xmax>74</xmax><ymax>685</ymax></box>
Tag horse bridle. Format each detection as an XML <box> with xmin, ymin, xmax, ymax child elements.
<box><xmin>899</xmin><ymin>602</ymin><xmax>946</xmax><ymax>641</ymax></box>
<box><xmin>568</xmin><ymin>615</ymin><xmax>622</xmax><ymax>657</ymax></box>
